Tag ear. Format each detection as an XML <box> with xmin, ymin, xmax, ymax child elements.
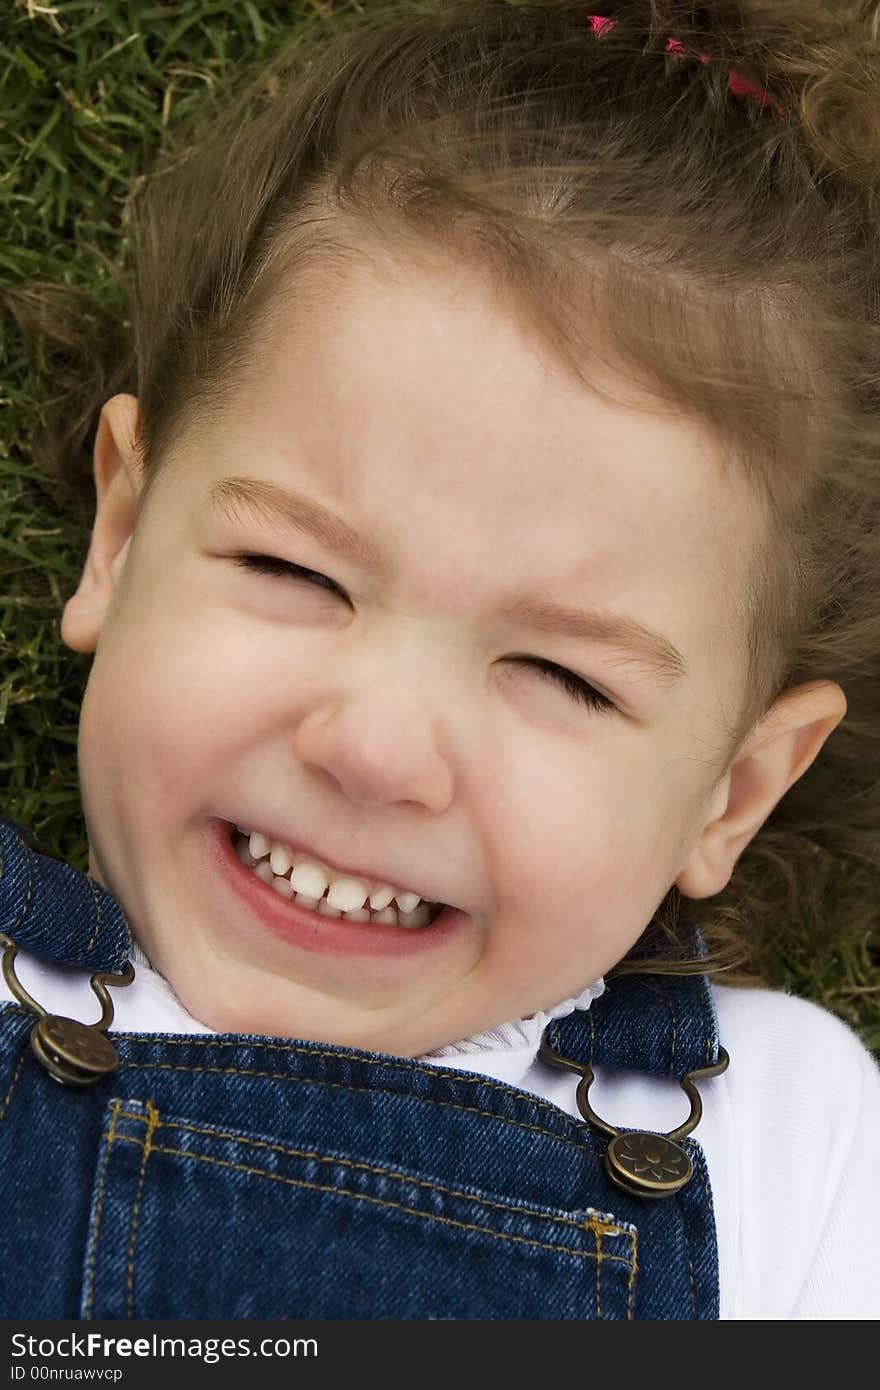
<box><xmin>60</xmin><ymin>394</ymin><xmax>145</xmax><ymax>655</ymax></box>
<box><xmin>674</xmin><ymin>679</ymin><xmax>848</xmax><ymax>900</ymax></box>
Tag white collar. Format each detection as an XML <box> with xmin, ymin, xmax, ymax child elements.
<box><xmin>417</xmin><ymin>978</ymin><xmax>605</xmax><ymax>1084</ymax></box>
<box><xmin>127</xmin><ymin>937</ymin><xmax>604</xmax><ymax>1085</ymax></box>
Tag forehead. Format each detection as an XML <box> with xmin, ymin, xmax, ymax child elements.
<box><xmin>178</xmin><ymin>246</ymin><xmax>759</xmax><ymax>691</ymax></box>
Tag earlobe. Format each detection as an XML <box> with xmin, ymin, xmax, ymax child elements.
<box><xmin>59</xmin><ymin>395</ymin><xmax>144</xmax><ymax>655</ymax></box>
<box><xmin>674</xmin><ymin>773</ymin><xmax>737</xmax><ymax>902</ymax></box>
<box><xmin>673</xmin><ymin>680</ymin><xmax>848</xmax><ymax>902</ymax></box>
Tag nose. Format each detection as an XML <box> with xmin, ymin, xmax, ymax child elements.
<box><xmin>291</xmin><ymin>682</ymin><xmax>456</xmax><ymax>813</ymax></box>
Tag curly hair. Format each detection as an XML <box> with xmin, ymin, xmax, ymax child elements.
<box><xmin>4</xmin><ymin>0</ymin><xmax>880</xmax><ymax>985</ymax></box>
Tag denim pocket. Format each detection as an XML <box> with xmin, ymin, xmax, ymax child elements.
<box><xmin>80</xmin><ymin>1096</ymin><xmax>638</xmax><ymax>1320</ymax></box>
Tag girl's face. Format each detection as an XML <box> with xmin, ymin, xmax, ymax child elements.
<box><xmin>62</xmin><ymin>244</ymin><xmax>762</xmax><ymax>1055</ymax></box>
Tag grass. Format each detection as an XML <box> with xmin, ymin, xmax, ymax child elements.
<box><xmin>1</xmin><ymin>0</ymin><xmax>878</xmax><ymax>1056</ymax></box>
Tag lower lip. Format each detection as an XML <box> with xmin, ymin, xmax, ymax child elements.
<box><xmin>205</xmin><ymin>818</ymin><xmax>472</xmax><ymax>957</ymax></box>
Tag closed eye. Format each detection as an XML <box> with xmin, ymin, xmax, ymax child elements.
<box><xmin>232</xmin><ymin>554</ymin><xmax>618</xmax><ymax>715</ymax></box>
<box><xmin>512</xmin><ymin>657</ymin><xmax>617</xmax><ymax>714</ymax></box>
<box><xmin>234</xmin><ymin>552</ymin><xmax>344</xmax><ymax>595</ymax></box>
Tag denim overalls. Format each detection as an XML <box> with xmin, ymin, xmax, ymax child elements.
<box><xmin>0</xmin><ymin>812</ymin><xmax>727</xmax><ymax>1319</ymax></box>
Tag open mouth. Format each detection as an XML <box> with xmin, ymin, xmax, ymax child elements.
<box><xmin>225</xmin><ymin>822</ymin><xmax>444</xmax><ymax>934</ymax></box>
<box><xmin>208</xmin><ymin>817</ymin><xmax>471</xmax><ymax>959</ymax></box>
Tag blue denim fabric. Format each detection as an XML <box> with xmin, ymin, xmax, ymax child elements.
<box><xmin>0</xmin><ymin>812</ymin><xmax>131</xmax><ymax>972</ymax></box>
<box><xmin>0</xmin><ymin>812</ymin><xmax>724</xmax><ymax>1319</ymax></box>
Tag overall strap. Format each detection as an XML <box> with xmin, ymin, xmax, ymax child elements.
<box><xmin>546</xmin><ymin>921</ymin><xmax>721</xmax><ymax>1076</ymax></box>
<box><xmin>0</xmin><ymin>813</ymin><xmax>132</xmax><ymax>973</ymax></box>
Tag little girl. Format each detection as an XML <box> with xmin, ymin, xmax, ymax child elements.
<box><xmin>2</xmin><ymin>0</ymin><xmax>879</xmax><ymax>1320</ymax></box>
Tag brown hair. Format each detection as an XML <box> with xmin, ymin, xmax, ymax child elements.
<box><xmin>5</xmin><ymin>0</ymin><xmax>880</xmax><ymax>983</ymax></box>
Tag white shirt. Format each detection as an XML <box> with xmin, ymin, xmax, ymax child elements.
<box><xmin>3</xmin><ymin>944</ymin><xmax>879</xmax><ymax>1320</ymax></box>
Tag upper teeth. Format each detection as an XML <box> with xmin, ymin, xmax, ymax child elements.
<box><xmin>236</xmin><ymin>827</ymin><xmax>432</xmax><ymax>915</ymax></box>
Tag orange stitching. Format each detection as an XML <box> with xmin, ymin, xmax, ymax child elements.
<box><xmin>702</xmin><ymin>978</ymin><xmax>714</xmax><ymax>1065</ymax></box>
<box><xmin>110</xmin><ymin>1106</ymin><xmax>629</xmax><ymax>1242</ymax></box>
<box><xmin>697</xmin><ymin>1153</ymin><xmax>717</xmax><ymax>1316</ymax></box>
<box><xmin>626</xmin><ymin>1226</ymin><xmax>638</xmax><ymax>1320</ymax></box>
<box><xmin>657</xmin><ymin>976</ymin><xmax>678</xmax><ymax>1067</ymax></box>
<box><xmin>595</xmin><ymin>1227</ymin><xmax>603</xmax><ymax>1318</ymax></box>
<box><xmin>3</xmin><ymin>827</ymin><xmax>36</xmax><ymax>938</ymax></box>
<box><xmin>112</xmin><ymin>1033</ymin><xmax>581</xmax><ymax>1122</ymax></box>
<box><xmin>114</xmin><ymin>1059</ymin><xmax>591</xmax><ymax>1149</ymax></box>
<box><xmin>82</xmin><ymin>1097</ymin><xmax>122</xmax><ymax>1320</ymax></box>
<box><xmin>677</xmin><ymin>1169</ymin><xmax>697</xmax><ymax>1316</ymax></box>
<box><xmin>697</xmin><ymin>967</ymin><xmax>717</xmax><ymax>1067</ymax></box>
<box><xmin>124</xmin><ymin>1101</ymin><xmax>160</xmax><ymax>1318</ymax></box>
<box><xmin>0</xmin><ymin>1046</ymin><xmax>27</xmax><ymax>1125</ymax></box>
<box><xmin>84</xmin><ymin>875</ymin><xmax>106</xmax><ymax>958</ymax></box>
<box><xmin>109</xmin><ymin>1134</ymin><xmax>635</xmax><ymax>1269</ymax></box>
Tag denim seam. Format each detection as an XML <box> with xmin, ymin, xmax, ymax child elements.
<box><xmin>0</xmin><ymin>1045</ymin><xmax>27</xmax><ymax>1126</ymax></box>
<box><xmin>1</xmin><ymin>826</ymin><xmax>115</xmax><ymax>963</ymax></box>
<box><xmin>625</xmin><ymin>1228</ymin><xmax>638</xmax><ymax>1319</ymax></box>
<box><xmin>596</xmin><ymin>1229</ymin><xmax>603</xmax><ymax>1317</ymax></box>
<box><xmin>701</xmin><ymin>984</ymin><xmax>717</xmax><ymax>1067</ymax></box>
<box><xmin>657</xmin><ymin>977</ymin><xmax>678</xmax><ymax>1069</ymax></box>
<box><xmin>82</xmin><ymin>1097</ymin><xmax>122</xmax><ymax>1320</ymax></box>
<box><xmin>0</xmin><ymin>826</ymin><xmax>35</xmax><ymax>938</ymax></box>
<box><xmin>111</xmin><ymin>1105</ymin><xmax>630</xmax><ymax>1242</ymax></box>
<box><xmin>110</xmin><ymin>1133</ymin><xmax>636</xmax><ymax>1270</ymax></box>
<box><xmin>83</xmin><ymin>875</ymin><xmax>107</xmax><ymax>958</ymax></box>
<box><xmin>695</xmin><ymin>1153</ymin><xmax>717</xmax><ymax>1316</ymax></box>
<box><xmin>123</xmin><ymin>1100</ymin><xmax>159</xmax><ymax>1319</ymax></box>
<box><xmin>677</xmin><ymin>1192</ymin><xmax>697</xmax><ymax>1317</ymax></box>
<box><xmin>111</xmin><ymin>1033</ymin><xmax>581</xmax><ymax>1120</ymax></box>
<box><xmin>114</xmin><ymin>1059</ymin><xmax>596</xmax><ymax>1150</ymax></box>
<box><xmin>6</xmin><ymin>1009</ymin><xmax>593</xmax><ymax>1140</ymax></box>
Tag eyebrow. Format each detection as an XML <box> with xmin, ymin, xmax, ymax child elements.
<box><xmin>207</xmin><ymin>477</ymin><xmax>688</xmax><ymax>685</ymax></box>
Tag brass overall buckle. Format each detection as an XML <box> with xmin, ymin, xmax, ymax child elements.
<box><xmin>0</xmin><ymin>930</ymin><xmax>134</xmax><ymax>1086</ymax></box>
<box><xmin>539</xmin><ymin>1029</ymin><xmax>730</xmax><ymax>1200</ymax></box>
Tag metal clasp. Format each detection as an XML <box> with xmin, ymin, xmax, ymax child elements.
<box><xmin>0</xmin><ymin>930</ymin><xmax>135</xmax><ymax>1086</ymax></box>
<box><xmin>539</xmin><ymin>1028</ymin><xmax>730</xmax><ymax>1200</ymax></box>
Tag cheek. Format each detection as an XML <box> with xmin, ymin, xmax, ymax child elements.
<box><xmin>79</xmin><ymin>611</ymin><xmax>232</xmax><ymax>806</ymax></box>
<box><xmin>644</xmin><ymin>747</ymin><xmax>716</xmax><ymax>867</ymax></box>
<box><xmin>481</xmin><ymin>739</ymin><xmax>658</xmax><ymax>910</ymax></box>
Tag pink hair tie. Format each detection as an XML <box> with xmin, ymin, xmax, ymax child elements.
<box><xmin>588</xmin><ymin>13</ymin><xmax>787</xmax><ymax>119</ymax></box>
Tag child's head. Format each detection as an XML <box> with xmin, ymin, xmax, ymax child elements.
<box><xmin>16</xmin><ymin>1</ymin><xmax>880</xmax><ymax>1054</ymax></box>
